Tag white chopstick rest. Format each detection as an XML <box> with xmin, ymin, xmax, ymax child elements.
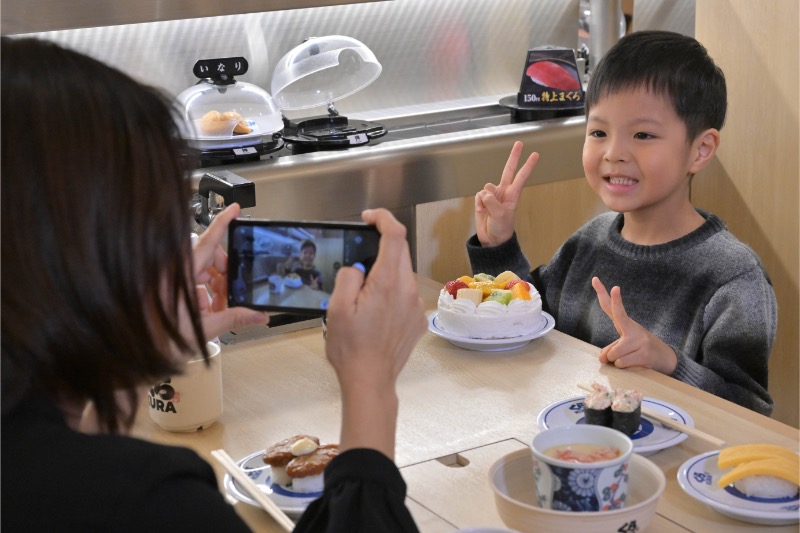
<box><xmin>211</xmin><ymin>449</ymin><xmax>295</xmax><ymax>532</ymax></box>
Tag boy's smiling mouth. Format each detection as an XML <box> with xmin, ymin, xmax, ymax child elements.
<box><xmin>606</xmin><ymin>176</ymin><xmax>638</xmax><ymax>186</ymax></box>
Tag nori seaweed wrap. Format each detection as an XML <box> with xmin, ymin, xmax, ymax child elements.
<box><xmin>583</xmin><ymin>383</ymin><xmax>613</xmax><ymax>427</ymax></box>
<box><xmin>611</xmin><ymin>389</ymin><xmax>643</xmax><ymax>436</ymax></box>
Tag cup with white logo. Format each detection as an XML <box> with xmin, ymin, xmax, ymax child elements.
<box><xmin>148</xmin><ymin>341</ymin><xmax>223</xmax><ymax>432</ymax></box>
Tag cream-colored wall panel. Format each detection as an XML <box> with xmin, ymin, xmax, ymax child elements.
<box><xmin>695</xmin><ymin>0</ymin><xmax>799</xmax><ymax>427</ymax></box>
<box><xmin>415</xmin><ymin>196</ymin><xmax>475</xmax><ymax>283</ymax></box>
<box><xmin>415</xmin><ymin>177</ymin><xmax>605</xmax><ymax>284</ymax></box>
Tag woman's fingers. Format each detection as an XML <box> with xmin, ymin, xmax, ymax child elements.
<box><xmin>361</xmin><ymin>208</ymin><xmax>412</xmax><ymax>274</ymax></box>
<box><xmin>327</xmin><ymin>262</ymin><xmax>364</xmax><ymax>317</ymax></box>
<box><xmin>202</xmin><ymin>308</ymin><xmax>269</xmax><ymax>340</ymax></box>
<box><xmin>194</xmin><ymin>203</ymin><xmax>240</xmax><ymax>277</ymax></box>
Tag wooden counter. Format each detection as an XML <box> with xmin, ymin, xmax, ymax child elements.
<box><xmin>133</xmin><ymin>275</ymin><xmax>799</xmax><ymax>532</ymax></box>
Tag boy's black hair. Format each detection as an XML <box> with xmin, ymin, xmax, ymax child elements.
<box><xmin>585</xmin><ymin>30</ymin><xmax>727</xmax><ymax>141</ymax></box>
<box><xmin>300</xmin><ymin>239</ymin><xmax>317</xmax><ymax>253</ymax></box>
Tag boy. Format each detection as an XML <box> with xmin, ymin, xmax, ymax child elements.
<box><xmin>468</xmin><ymin>31</ymin><xmax>776</xmax><ymax>415</ymax></box>
<box><xmin>286</xmin><ymin>239</ymin><xmax>323</xmax><ymax>290</ymax></box>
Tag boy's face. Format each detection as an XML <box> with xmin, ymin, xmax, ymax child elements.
<box><xmin>300</xmin><ymin>246</ymin><xmax>316</xmax><ymax>267</ymax></box>
<box><xmin>582</xmin><ymin>88</ymin><xmax>700</xmax><ymax>219</ymax></box>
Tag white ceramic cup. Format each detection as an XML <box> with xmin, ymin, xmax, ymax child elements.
<box><xmin>268</xmin><ymin>274</ymin><xmax>284</xmax><ymax>294</ymax></box>
<box><xmin>148</xmin><ymin>341</ymin><xmax>223</xmax><ymax>432</ymax></box>
<box><xmin>530</xmin><ymin>425</ymin><xmax>633</xmax><ymax>512</ymax></box>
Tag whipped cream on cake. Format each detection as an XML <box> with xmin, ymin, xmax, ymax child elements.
<box><xmin>436</xmin><ymin>271</ymin><xmax>543</xmax><ymax>339</ymax></box>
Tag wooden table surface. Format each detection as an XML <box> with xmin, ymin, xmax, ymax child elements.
<box><xmin>132</xmin><ymin>275</ymin><xmax>799</xmax><ymax>532</ymax></box>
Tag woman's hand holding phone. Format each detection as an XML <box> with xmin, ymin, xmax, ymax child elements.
<box><xmin>325</xmin><ymin>208</ymin><xmax>426</xmax><ymax>459</ymax></box>
<box><xmin>191</xmin><ymin>204</ymin><xmax>268</xmax><ymax>344</ymax></box>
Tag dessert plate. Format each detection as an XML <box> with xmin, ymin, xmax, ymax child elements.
<box><xmin>537</xmin><ymin>396</ymin><xmax>692</xmax><ymax>456</ymax></box>
<box><xmin>677</xmin><ymin>450</ymin><xmax>799</xmax><ymax>526</ymax></box>
<box><xmin>223</xmin><ymin>449</ymin><xmax>321</xmax><ymax>518</ymax></box>
<box><xmin>427</xmin><ymin>311</ymin><xmax>555</xmax><ymax>352</ymax></box>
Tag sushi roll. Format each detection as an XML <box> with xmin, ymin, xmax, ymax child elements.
<box><xmin>583</xmin><ymin>382</ymin><xmax>614</xmax><ymax>427</ymax></box>
<box><xmin>718</xmin><ymin>444</ymin><xmax>799</xmax><ymax>498</ymax></box>
<box><xmin>611</xmin><ymin>389</ymin><xmax>643</xmax><ymax>436</ymax></box>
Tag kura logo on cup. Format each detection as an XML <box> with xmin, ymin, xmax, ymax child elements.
<box><xmin>148</xmin><ymin>341</ymin><xmax>223</xmax><ymax>432</ymax></box>
<box><xmin>149</xmin><ymin>379</ymin><xmax>179</xmax><ymax>413</ymax></box>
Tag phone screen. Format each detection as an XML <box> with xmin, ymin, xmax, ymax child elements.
<box><xmin>227</xmin><ymin>219</ymin><xmax>380</xmax><ymax>314</ymax></box>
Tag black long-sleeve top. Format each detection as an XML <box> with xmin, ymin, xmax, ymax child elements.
<box><xmin>2</xmin><ymin>397</ymin><xmax>418</xmax><ymax>532</ymax></box>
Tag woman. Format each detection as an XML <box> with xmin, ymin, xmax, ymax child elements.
<box><xmin>1</xmin><ymin>37</ymin><xmax>426</xmax><ymax>531</ymax></box>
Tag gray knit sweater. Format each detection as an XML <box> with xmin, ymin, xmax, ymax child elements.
<box><xmin>467</xmin><ymin>210</ymin><xmax>776</xmax><ymax>415</ymax></box>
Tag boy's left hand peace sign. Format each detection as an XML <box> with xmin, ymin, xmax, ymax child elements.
<box><xmin>591</xmin><ymin>277</ymin><xmax>678</xmax><ymax>375</ymax></box>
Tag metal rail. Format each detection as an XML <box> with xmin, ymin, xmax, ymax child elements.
<box><xmin>197</xmin><ymin>114</ymin><xmax>587</xmax><ymax>222</ymax></box>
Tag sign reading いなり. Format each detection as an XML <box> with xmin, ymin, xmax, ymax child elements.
<box><xmin>517</xmin><ymin>47</ymin><xmax>584</xmax><ymax>108</ymax></box>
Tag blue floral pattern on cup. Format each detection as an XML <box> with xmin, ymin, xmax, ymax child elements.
<box><xmin>553</xmin><ymin>466</ymin><xmax>599</xmax><ymax>510</ymax></box>
<box><xmin>547</xmin><ymin>462</ymin><xmax>629</xmax><ymax>511</ymax></box>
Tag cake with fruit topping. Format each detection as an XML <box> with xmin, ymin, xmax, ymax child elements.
<box><xmin>436</xmin><ymin>271</ymin><xmax>543</xmax><ymax>339</ymax></box>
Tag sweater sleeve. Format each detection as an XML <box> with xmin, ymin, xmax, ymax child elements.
<box><xmin>466</xmin><ymin>233</ymin><xmax>531</xmax><ymax>280</ymax></box>
<box><xmin>670</xmin><ymin>267</ymin><xmax>776</xmax><ymax>416</ymax></box>
<box><xmin>293</xmin><ymin>448</ymin><xmax>419</xmax><ymax>533</ymax></box>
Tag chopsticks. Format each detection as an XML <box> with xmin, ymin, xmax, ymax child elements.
<box><xmin>577</xmin><ymin>384</ymin><xmax>727</xmax><ymax>448</ymax></box>
<box><xmin>211</xmin><ymin>449</ymin><xmax>295</xmax><ymax>532</ymax></box>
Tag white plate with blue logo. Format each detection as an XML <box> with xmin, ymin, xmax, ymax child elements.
<box><xmin>536</xmin><ymin>396</ymin><xmax>692</xmax><ymax>456</ymax></box>
<box><xmin>222</xmin><ymin>449</ymin><xmax>321</xmax><ymax>518</ymax></box>
<box><xmin>677</xmin><ymin>450</ymin><xmax>799</xmax><ymax>526</ymax></box>
<box><xmin>427</xmin><ymin>311</ymin><xmax>555</xmax><ymax>352</ymax></box>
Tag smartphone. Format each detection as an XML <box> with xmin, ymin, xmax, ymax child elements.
<box><xmin>227</xmin><ymin>218</ymin><xmax>380</xmax><ymax>314</ymax></box>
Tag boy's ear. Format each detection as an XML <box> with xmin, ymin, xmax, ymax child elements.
<box><xmin>688</xmin><ymin>128</ymin><xmax>721</xmax><ymax>174</ymax></box>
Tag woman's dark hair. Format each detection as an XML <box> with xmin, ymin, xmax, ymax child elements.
<box><xmin>1</xmin><ymin>37</ymin><xmax>207</xmax><ymax>433</ymax></box>
<box><xmin>585</xmin><ymin>30</ymin><xmax>727</xmax><ymax>141</ymax></box>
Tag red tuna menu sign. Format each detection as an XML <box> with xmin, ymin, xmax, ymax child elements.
<box><xmin>517</xmin><ymin>47</ymin><xmax>584</xmax><ymax>109</ymax></box>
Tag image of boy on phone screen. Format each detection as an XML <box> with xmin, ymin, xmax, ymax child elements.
<box><xmin>284</xmin><ymin>239</ymin><xmax>323</xmax><ymax>290</ymax></box>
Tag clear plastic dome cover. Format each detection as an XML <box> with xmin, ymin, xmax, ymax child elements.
<box><xmin>271</xmin><ymin>35</ymin><xmax>382</xmax><ymax>111</ymax></box>
<box><xmin>176</xmin><ymin>80</ymin><xmax>283</xmax><ymax>149</ymax></box>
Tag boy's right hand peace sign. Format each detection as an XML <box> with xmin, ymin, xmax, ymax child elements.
<box><xmin>474</xmin><ymin>141</ymin><xmax>539</xmax><ymax>247</ymax></box>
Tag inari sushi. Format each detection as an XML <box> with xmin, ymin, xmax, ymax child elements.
<box><xmin>611</xmin><ymin>389</ymin><xmax>643</xmax><ymax>436</ymax></box>
<box><xmin>583</xmin><ymin>382</ymin><xmax>613</xmax><ymax>427</ymax></box>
